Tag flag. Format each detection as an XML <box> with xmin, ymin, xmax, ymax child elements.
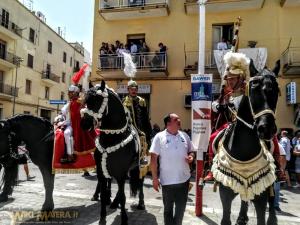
<box><xmin>72</xmin><ymin>63</ymin><xmax>89</xmax><ymax>84</ymax></box>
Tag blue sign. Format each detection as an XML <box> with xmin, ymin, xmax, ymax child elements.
<box><xmin>49</xmin><ymin>100</ymin><xmax>67</xmax><ymax>105</ymax></box>
<box><xmin>286</xmin><ymin>82</ymin><xmax>296</xmax><ymax>104</ymax></box>
<box><xmin>192</xmin><ymin>82</ymin><xmax>212</xmax><ymax>101</ymax></box>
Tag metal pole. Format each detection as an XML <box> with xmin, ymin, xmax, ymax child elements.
<box><xmin>195</xmin><ymin>0</ymin><xmax>207</xmax><ymax>217</ymax></box>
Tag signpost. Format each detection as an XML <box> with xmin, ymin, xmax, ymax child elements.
<box><xmin>49</xmin><ymin>100</ymin><xmax>67</xmax><ymax>114</ymax></box>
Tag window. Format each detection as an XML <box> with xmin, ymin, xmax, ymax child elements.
<box><xmin>63</xmin><ymin>52</ymin><xmax>67</xmax><ymax>63</ymax></box>
<box><xmin>0</xmin><ymin>108</ymin><xmax>3</xmax><ymax>119</ymax></box>
<box><xmin>46</xmin><ymin>64</ymin><xmax>51</xmax><ymax>78</ymax></box>
<box><xmin>24</xmin><ymin>111</ymin><xmax>30</xmax><ymax>114</ymax></box>
<box><xmin>60</xmin><ymin>92</ymin><xmax>65</xmax><ymax>100</ymax></box>
<box><xmin>1</xmin><ymin>9</ymin><xmax>9</xmax><ymax>29</ymax></box>
<box><xmin>70</xmin><ymin>57</ymin><xmax>73</xmax><ymax>66</ymax></box>
<box><xmin>45</xmin><ymin>87</ymin><xmax>50</xmax><ymax>99</ymax></box>
<box><xmin>27</xmin><ymin>54</ymin><xmax>33</xmax><ymax>68</ymax></box>
<box><xmin>25</xmin><ymin>79</ymin><xmax>31</xmax><ymax>94</ymax></box>
<box><xmin>48</xmin><ymin>41</ymin><xmax>52</xmax><ymax>54</ymax></box>
<box><xmin>61</xmin><ymin>72</ymin><xmax>66</xmax><ymax>83</ymax></box>
<box><xmin>29</xmin><ymin>28</ymin><xmax>35</xmax><ymax>43</ymax></box>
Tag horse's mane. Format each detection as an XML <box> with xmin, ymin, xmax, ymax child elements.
<box><xmin>7</xmin><ymin>114</ymin><xmax>53</xmax><ymax>131</ymax></box>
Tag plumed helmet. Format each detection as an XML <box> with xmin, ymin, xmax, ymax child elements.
<box><xmin>127</xmin><ymin>80</ymin><xmax>138</xmax><ymax>88</ymax></box>
<box><xmin>223</xmin><ymin>52</ymin><xmax>250</xmax><ymax>80</ymax></box>
<box><xmin>68</xmin><ymin>84</ymin><xmax>80</xmax><ymax>92</ymax></box>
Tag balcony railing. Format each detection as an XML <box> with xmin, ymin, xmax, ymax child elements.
<box><xmin>282</xmin><ymin>46</ymin><xmax>300</xmax><ymax>75</ymax></box>
<box><xmin>0</xmin><ymin>83</ymin><xmax>18</xmax><ymax>97</ymax></box>
<box><xmin>99</xmin><ymin>52</ymin><xmax>167</xmax><ymax>71</ymax></box>
<box><xmin>41</xmin><ymin>71</ymin><xmax>60</xmax><ymax>83</ymax></box>
<box><xmin>184</xmin><ymin>50</ymin><xmax>216</xmax><ymax>69</ymax></box>
<box><xmin>100</xmin><ymin>0</ymin><xmax>168</xmax><ymax>9</ymax></box>
<box><xmin>0</xmin><ymin>14</ymin><xmax>22</xmax><ymax>37</ymax></box>
<box><xmin>0</xmin><ymin>51</ymin><xmax>19</xmax><ymax>65</ymax></box>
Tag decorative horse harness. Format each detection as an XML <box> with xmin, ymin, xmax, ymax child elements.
<box><xmin>80</xmin><ymin>87</ymin><xmax>140</xmax><ymax>178</ymax></box>
<box><xmin>211</xmin><ymin>76</ymin><xmax>277</xmax><ymax>201</ymax></box>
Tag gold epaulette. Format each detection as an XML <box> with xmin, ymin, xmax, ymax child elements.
<box><xmin>137</xmin><ymin>96</ymin><xmax>146</xmax><ymax>107</ymax></box>
<box><xmin>123</xmin><ymin>96</ymin><xmax>132</xmax><ymax>107</ymax></box>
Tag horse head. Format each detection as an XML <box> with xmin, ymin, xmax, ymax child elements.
<box><xmin>248</xmin><ymin>60</ymin><xmax>280</xmax><ymax>140</ymax></box>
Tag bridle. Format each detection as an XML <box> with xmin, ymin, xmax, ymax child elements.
<box><xmin>228</xmin><ymin>74</ymin><xmax>276</xmax><ymax>130</ymax></box>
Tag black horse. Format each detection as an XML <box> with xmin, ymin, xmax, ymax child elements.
<box><xmin>81</xmin><ymin>80</ymin><xmax>141</xmax><ymax>225</ymax></box>
<box><xmin>212</xmin><ymin>61</ymin><xmax>280</xmax><ymax>225</ymax></box>
<box><xmin>0</xmin><ymin>115</ymin><xmax>54</xmax><ymax>211</ymax></box>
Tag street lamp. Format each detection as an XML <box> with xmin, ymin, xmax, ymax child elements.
<box><xmin>12</xmin><ymin>56</ymin><xmax>23</xmax><ymax>116</ymax></box>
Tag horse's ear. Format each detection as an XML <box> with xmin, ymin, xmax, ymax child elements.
<box><xmin>272</xmin><ymin>60</ymin><xmax>280</xmax><ymax>77</ymax></box>
<box><xmin>100</xmin><ymin>80</ymin><xmax>106</xmax><ymax>91</ymax></box>
<box><xmin>249</xmin><ymin>58</ymin><xmax>258</xmax><ymax>77</ymax></box>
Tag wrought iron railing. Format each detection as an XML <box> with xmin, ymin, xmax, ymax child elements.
<box><xmin>98</xmin><ymin>52</ymin><xmax>167</xmax><ymax>71</ymax></box>
<box><xmin>0</xmin><ymin>83</ymin><xmax>18</xmax><ymax>97</ymax></box>
<box><xmin>184</xmin><ymin>50</ymin><xmax>216</xmax><ymax>70</ymax></box>
<box><xmin>100</xmin><ymin>0</ymin><xmax>169</xmax><ymax>9</ymax></box>
<box><xmin>282</xmin><ymin>46</ymin><xmax>300</xmax><ymax>69</ymax></box>
<box><xmin>0</xmin><ymin>51</ymin><xmax>20</xmax><ymax>65</ymax></box>
<box><xmin>41</xmin><ymin>71</ymin><xmax>60</xmax><ymax>83</ymax></box>
<box><xmin>0</xmin><ymin>14</ymin><xmax>22</xmax><ymax>37</ymax></box>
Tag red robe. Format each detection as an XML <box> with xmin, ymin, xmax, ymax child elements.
<box><xmin>70</xmin><ymin>97</ymin><xmax>96</xmax><ymax>152</ymax></box>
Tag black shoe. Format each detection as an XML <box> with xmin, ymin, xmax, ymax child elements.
<box><xmin>91</xmin><ymin>195</ymin><xmax>99</xmax><ymax>201</ymax></box>
<box><xmin>82</xmin><ymin>171</ymin><xmax>91</xmax><ymax>177</ymax></box>
<box><xmin>275</xmin><ymin>206</ymin><xmax>282</xmax><ymax>212</ymax></box>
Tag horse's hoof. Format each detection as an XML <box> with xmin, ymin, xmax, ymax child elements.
<box><xmin>136</xmin><ymin>204</ymin><xmax>145</xmax><ymax>210</ymax></box>
<box><xmin>99</xmin><ymin>217</ymin><xmax>106</xmax><ymax>225</ymax></box>
<box><xmin>235</xmin><ymin>216</ymin><xmax>249</xmax><ymax>225</ymax></box>
<box><xmin>0</xmin><ymin>195</ymin><xmax>8</xmax><ymax>202</ymax></box>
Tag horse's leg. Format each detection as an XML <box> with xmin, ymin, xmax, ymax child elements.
<box><xmin>0</xmin><ymin>163</ymin><xmax>18</xmax><ymax>202</ymax></box>
<box><xmin>137</xmin><ymin>177</ymin><xmax>145</xmax><ymax>210</ymax></box>
<box><xmin>236</xmin><ymin>201</ymin><xmax>249</xmax><ymax>225</ymax></box>
<box><xmin>110</xmin><ymin>189</ymin><xmax>120</xmax><ymax>209</ymax></box>
<box><xmin>106</xmin><ymin>178</ymin><xmax>112</xmax><ymax>205</ymax></box>
<box><xmin>99</xmin><ymin>173</ymin><xmax>108</xmax><ymax>223</ymax></box>
<box><xmin>39</xmin><ymin>164</ymin><xmax>55</xmax><ymax>211</ymax></box>
<box><xmin>117</xmin><ymin>179</ymin><xmax>128</xmax><ymax>225</ymax></box>
<box><xmin>252</xmin><ymin>190</ymin><xmax>268</xmax><ymax>225</ymax></box>
<box><xmin>219</xmin><ymin>183</ymin><xmax>237</xmax><ymax>225</ymax></box>
<box><xmin>267</xmin><ymin>186</ymin><xmax>278</xmax><ymax>225</ymax></box>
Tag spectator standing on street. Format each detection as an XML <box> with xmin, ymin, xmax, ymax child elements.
<box><xmin>274</xmin><ymin>141</ymin><xmax>286</xmax><ymax>212</ymax></box>
<box><xmin>293</xmin><ymin>136</ymin><xmax>300</xmax><ymax>188</ymax></box>
<box><xmin>279</xmin><ymin>130</ymin><xmax>292</xmax><ymax>187</ymax></box>
<box><xmin>150</xmin><ymin>113</ymin><xmax>195</xmax><ymax>225</ymax></box>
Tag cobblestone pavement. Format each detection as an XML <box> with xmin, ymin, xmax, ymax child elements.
<box><xmin>0</xmin><ymin>163</ymin><xmax>299</xmax><ymax>225</ymax></box>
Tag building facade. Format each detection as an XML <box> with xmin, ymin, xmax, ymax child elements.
<box><xmin>0</xmin><ymin>0</ymin><xmax>85</xmax><ymax>121</ymax></box>
<box><xmin>92</xmin><ymin>0</ymin><xmax>300</xmax><ymax>131</ymax></box>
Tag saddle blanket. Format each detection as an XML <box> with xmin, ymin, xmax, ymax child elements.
<box><xmin>52</xmin><ymin>129</ymin><xmax>96</xmax><ymax>174</ymax></box>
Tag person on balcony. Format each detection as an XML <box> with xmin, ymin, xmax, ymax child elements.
<box><xmin>217</xmin><ymin>37</ymin><xmax>228</xmax><ymax>50</ymax></box>
<box><xmin>158</xmin><ymin>42</ymin><xmax>167</xmax><ymax>67</ymax></box>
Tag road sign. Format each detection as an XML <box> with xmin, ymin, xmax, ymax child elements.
<box><xmin>49</xmin><ymin>100</ymin><xmax>67</xmax><ymax>105</ymax></box>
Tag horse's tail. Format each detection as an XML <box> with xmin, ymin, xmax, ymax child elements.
<box><xmin>0</xmin><ymin>160</ymin><xmax>19</xmax><ymax>196</ymax></box>
<box><xmin>129</xmin><ymin>166</ymin><xmax>142</xmax><ymax>197</ymax></box>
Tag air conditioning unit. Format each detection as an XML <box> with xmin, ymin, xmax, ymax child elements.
<box><xmin>184</xmin><ymin>94</ymin><xmax>191</xmax><ymax>108</ymax></box>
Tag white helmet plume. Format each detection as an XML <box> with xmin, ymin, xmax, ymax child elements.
<box><xmin>122</xmin><ymin>52</ymin><xmax>137</xmax><ymax>79</ymax></box>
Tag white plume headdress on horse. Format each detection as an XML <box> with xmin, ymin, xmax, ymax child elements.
<box><xmin>223</xmin><ymin>52</ymin><xmax>250</xmax><ymax>80</ymax></box>
<box><xmin>122</xmin><ymin>52</ymin><xmax>138</xmax><ymax>87</ymax></box>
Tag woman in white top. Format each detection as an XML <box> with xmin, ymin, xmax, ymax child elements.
<box><xmin>293</xmin><ymin>139</ymin><xmax>300</xmax><ymax>187</ymax></box>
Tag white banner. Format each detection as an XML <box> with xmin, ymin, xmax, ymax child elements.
<box><xmin>191</xmin><ymin>74</ymin><xmax>212</xmax><ymax>160</ymax></box>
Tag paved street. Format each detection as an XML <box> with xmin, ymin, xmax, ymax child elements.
<box><xmin>0</xmin><ymin>163</ymin><xmax>300</xmax><ymax>225</ymax></box>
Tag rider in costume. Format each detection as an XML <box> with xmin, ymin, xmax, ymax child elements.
<box><xmin>60</xmin><ymin>84</ymin><xmax>96</xmax><ymax>163</ymax></box>
<box><xmin>123</xmin><ymin>80</ymin><xmax>152</xmax><ymax>167</ymax></box>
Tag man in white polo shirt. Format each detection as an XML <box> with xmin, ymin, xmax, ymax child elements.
<box><xmin>150</xmin><ymin>113</ymin><xmax>195</xmax><ymax>225</ymax></box>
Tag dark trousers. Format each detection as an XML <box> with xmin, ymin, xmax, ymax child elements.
<box><xmin>162</xmin><ymin>180</ymin><xmax>189</xmax><ymax>225</ymax></box>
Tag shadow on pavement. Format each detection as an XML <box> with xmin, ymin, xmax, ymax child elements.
<box><xmin>198</xmin><ymin>214</ymin><xmax>219</xmax><ymax>225</ymax></box>
<box><xmin>110</xmin><ymin>210</ymin><xmax>159</xmax><ymax>225</ymax></box>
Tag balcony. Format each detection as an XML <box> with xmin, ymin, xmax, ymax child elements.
<box><xmin>41</xmin><ymin>71</ymin><xmax>60</xmax><ymax>86</ymax></box>
<box><xmin>184</xmin><ymin>0</ymin><xmax>265</xmax><ymax>14</ymax></box>
<box><xmin>0</xmin><ymin>15</ymin><xmax>22</xmax><ymax>40</ymax></box>
<box><xmin>99</xmin><ymin>0</ymin><xmax>169</xmax><ymax>20</ymax></box>
<box><xmin>184</xmin><ymin>50</ymin><xmax>218</xmax><ymax>77</ymax></box>
<box><xmin>0</xmin><ymin>83</ymin><xmax>18</xmax><ymax>100</ymax></box>
<box><xmin>0</xmin><ymin>51</ymin><xmax>19</xmax><ymax>71</ymax></box>
<box><xmin>281</xmin><ymin>0</ymin><xmax>300</xmax><ymax>7</ymax></box>
<box><xmin>282</xmin><ymin>47</ymin><xmax>300</xmax><ymax>76</ymax></box>
<box><xmin>97</xmin><ymin>52</ymin><xmax>168</xmax><ymax>79</ymax></box>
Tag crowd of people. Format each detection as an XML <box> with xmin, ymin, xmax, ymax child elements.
<box><xmin>99</xmin><ymin>40</ymin><xmax>167</xmax><ymax>69</ymax></box>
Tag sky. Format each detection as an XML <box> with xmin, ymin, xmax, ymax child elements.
<box><xmin>21</xmin><ymin>0</ymin><xmax>95</xmax><ymax>60</ymax></box>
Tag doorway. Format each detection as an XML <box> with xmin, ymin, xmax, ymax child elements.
<box><xmin>212</xmin><ymin>23</ymin><xmax>234</xmax><ymax>50</ymax></box>
<box><xmin>40</xmin><ymin>109</ymin><xmax>51</xmax><ymax>121</ymax></box>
